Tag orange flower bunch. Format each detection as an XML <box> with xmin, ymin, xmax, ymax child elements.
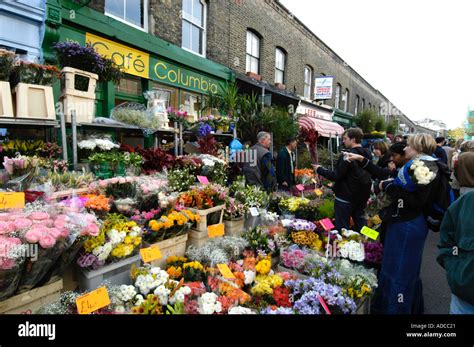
<box><xmin>226</xmin><ymin>288</ymin><xmax>251</xmax><ymax>305</ymax></box>
<box><xmin>243</xmin><ymin>256</ymin><xmax>257</xmax><ymax>271</ymax></box>
<box><xmin>83</xmin><ymin>194</ymin><xmax>110</xmax><ymax>212</ymax></box>
<box><xmin>166</xmin><ymin>266</ymin><xmax>183</xmax><ymax>279</ymax></box>
<box><xmin>295</xmin><ymin>168</ymin><xmax>315</xmax><ymax>178</ymax></box>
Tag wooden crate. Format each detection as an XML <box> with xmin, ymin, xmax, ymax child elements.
<box><xmin>144</xmin><ymin>234</ymin><xmax>188</xmax><ymax>269</ymax></box>
<box><xmin>13</xmin><ymin>83</ymin><xmax>55</xmax><ymax>120</ymax></box>
<box><xmin>189</xmin><ymin>205</ymin><xmax>225</xmax><ymax>233</ymax></box>
<box><xmin>186</xmin><ymin>229</ymin><xmax>209</xmax><ymax>249</ymax></box>
<box><xmin>224</xmin><ymin>218</ymin><xmax>245</xmax><ymax>237</ymax></box>
<box><xmin>0</xmin><ymin>279</ymin><xmax>63</xmax><ymax>314</ymax></box>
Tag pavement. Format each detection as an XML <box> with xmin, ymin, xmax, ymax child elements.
<box><xmin>420</xmin><ymin>230</ymin><xmax>451</xmax><ymax>314</ymax></box>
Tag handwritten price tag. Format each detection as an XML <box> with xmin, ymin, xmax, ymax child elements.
<box><xmin>360</xmin><ymin>226</ymin><xmax>380</xmax><ymax>241</ymax></box>
<box><xmin>76</xmin><ymin>286</ymin><xmax>110</xmax><ymax>314</ymax></box>
<box><xmin>319</xmin><ymin>218</ymin><xmax>335</xmax><ymax>231</ymax></box>
<box><xmin>0</xmin><ymin>192</ymin><xmax>25</xmax><ymax>209</ymax></box>
<box><xmin>249</xmin><ymin>207</ymin><xmax>260</xmax><ymax>217</ymax></box>
<box><xmin>314</xmin><ymin>189</ymin><xmax>323</xmax><ymax>196</ymax></box>
<box><xmin>208</xmin><ymin>223</ymin><xmax>225</xmax><ymax>238</ymax></box>
<box><xmin>217</xmin><ymin>263</ymin><xmax>235</xmax><ymax>279</ymax></box>
<box><xmin>197</xmin><ymin>176</ymin><xmax>209</xmax><ymax>184</ymax></box>
<box><xmin>296</xmin><ymin>184</ymin><xmax>305</xmax><ymax>191</ymax></box>
<box><xmin>140</xmin><ymin>245</ymin><xmax>162</xmax><ymax>263</ymax></box>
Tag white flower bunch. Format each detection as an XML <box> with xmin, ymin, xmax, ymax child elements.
<box><xmin>116</xmin><ymin>285</ymin><xmax>137</xmax><ymax>302</ymax></box>
<box><xmin>198</xmin><ymin>292</ymin><xmax>222</xmax><ymax>314</ymax></box>
<box><xmin>260</xmin><ymin>211</ymin><xmax>279</xmax><ymax>225</ymax></box>
<box><xmin>92</xmin><ymin>243</ymin><xmax>113</xmax><ymax>261</ymax></box>
<box><xmin>78</xmin><ymin>138</ymin><xmax>119</xmax><ymax>151</ymax></box>
<box><xmin>168</xmin><ymin>284</ymin><xmax>191</xmax><ymax>305</ymax></box>
<box><xmin>133</xmin><ymin>294</ymin><xmax>145</xmax><ymax>306</ymax></box>
<box><xmin>244</xmin><ymin>270</ymin><xmax>256</xmax><ymax>285</ymax></box>
<box><xmin>153</xmin><ymin>285</ymin><xmax>171</xmax><ymax>305</ymax></box>
<box><xmin>107</xmin><ymin>229</ymin><xmax>126</xmax><ymax>245</ymax></box>
<box><xmin>228</xmin><ymin>306</ymin><xmax>257</xmax><ymax>315</ymax></box>
<box><xmin>197</xmin><ymin>154</ymin><xmax>226</xmax><ymax>166</ymax></box>
<box><xmin>334</xmin><ymin>259</ymin><xmax>378</xmax><ymax>289</ymax></box>
<box><xmin>410</xmin><ymin>160</ymin><xmax>436</xmax><ymax>185</ymax></box>
<box><xmin>339</xmin><ymin>241</ymin><xmax>365</xmax><ymax>262</ymax></box>
<box><xmin>78</xmin><ymin>139</ymin><xmax>96</xmax><ymax>150</ymax></box>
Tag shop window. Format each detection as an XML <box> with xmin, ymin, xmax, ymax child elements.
<box><xmin>246</xmin><ymin>30</ymin><xmax>260</xmax><ymax>74</ymax></box>
<box><xmin>275</xmin><ymin>48</ymin><xmax>286</xmax><ymax>84</ymax></box>
<box><xmin>115</xmin><ymin>76</ymin><xmax>143</xmax><ymax>95</ymax></box>
<box><xmin>182</xmin><ymin>0</ymin><xmax>207</xmax><ymax>56</ymax></box>
<box><xmin>335</xmin><ymin>83</ymin><xmax>341</xmax><ymax>109</ymax></box>
<box><xmin>304</xmin><ymin>65</ymin><xmax>312</xmax><ymax>99</ymax></box>
<box><xmin>105</xmin><ymin>0</ymin><xmax>148</xmax><ymax>31</ymax></box>
<box><xmin>151</xmin><ymin>82</ymin><xmax>179</xmax><ymax>110</ymax></box>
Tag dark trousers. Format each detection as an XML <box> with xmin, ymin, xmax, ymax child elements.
<box><xmin>334</xmin><ymin>199</ymin><xmax>367</xmax><ymax>232</ymax></box>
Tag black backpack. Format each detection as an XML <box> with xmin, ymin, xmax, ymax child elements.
<box><xmin>424</xmin><ymin>161</ymin><xmax>454</xmax><ymax>232</ymax></box>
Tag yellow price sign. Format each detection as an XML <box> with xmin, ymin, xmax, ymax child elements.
<box><xmin>360</xmin><ymin>226</ymin><xmax>380</xmax><ymax>241</ymax></box>
<box><xmin>140</xmin><ymin>245</ymin><xmax>162</xmax><ymax>263</ymax></box>
<box><xmin>217</xmin><ymin>263</ymin><xmax>235</xmax><ymax>279</ymax></box>
<box><xmin>0</xmin><ymin>192</ymin><xmax>25</xmax><ymax>209</ymax></box>
<box><xmin>76</xmin><ymin>286</ymin><xmax>110</xmax><ymax>315</ymax></box>
<box><xmin>208</xmin><ymin>223</ymin><xmax>225</xmax><ymax>238</ymax></box>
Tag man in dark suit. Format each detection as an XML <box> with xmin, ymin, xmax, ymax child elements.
<box><xmin>276</xmin><ymin>137</ymin><xmax>297</xmax><ymax>191</ymax></box>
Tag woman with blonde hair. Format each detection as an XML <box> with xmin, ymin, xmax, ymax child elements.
<box><xmin>372</xmin><ymin>134</ymin><xmax>439</xmax><ymax>314</ymax></box>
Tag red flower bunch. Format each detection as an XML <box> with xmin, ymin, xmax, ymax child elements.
<box><xmin>135</xmin><ymin>146</ymin><xmax>175</xmax><ymax>174</ymax></box>
<box><xmin>299</xmin><ymin>127</ymin><xmax>319</xmax><ymax>164</ymax></box>
<box><xmin>184</xmin><ymin>297</ymin><xmax>199</xmax><ymax>314</ymax></box>
<box><xmin>198</xmin><ymin>134</ymin><xmax>221</xmax><ymax>156</ymax></box>
<box><xmin>217</xmin><ymin>295</ymin><xmax>234</xmax><ymax>313</ymax></box>
<box><xmin>273</xmin><ymin>286</ymin><xmax>292</xmax><ymax>307</ymax></box>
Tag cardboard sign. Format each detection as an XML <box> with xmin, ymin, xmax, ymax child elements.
<box><xmin>249</xmin><ymin>207</ymin><xmax>260</xmax><ymax>217</ymax></box>
<box><xmin>296</xmin><ymin>184</ymin><xmax>305</xmax><ymax>191</ymax></box>
<box><xmin>197</xmin><ymin>176</ymin><xmax>209</xmax><ymax>184</ymax></box>
<box><xmin>140</xmin><ymin>245</ymin><xmax>162</xmax><ymax>263</ymax></box>
<box><xmin>314</xmin><ymin>189</ymin><xmax>323</xmax><ymax>197</ymax></box>
<box><xmin>76</xmin><ymin>286</ymin><xmax>110</xmax><ymax>314</ymax></box>
<box><xmin>217</xmin><ymin>263</ymin><xmax>236</xmax><ymax>279</ymax></box>
<box><xmin>360</xmin><ymin>226</ymin><xmax>380</xmax><ymax>241</ymax></box>
<box><xmin>318</xmin><ymin>295</ymin><xmax>331</xmax><ymax>315</ymax></box>
<box><xmin>319</xmin><ymin>218</ymin><xmax>335</xmax><ymax>231</ymax></box>
<box><xmin>208</xmin><ymin>223</ymin><xmax>225</xmax><ymax>238</ymax></box>
<box><xmin>0</xmin><ymin>192</ymin><xmax>25</xmax><ymax>209</ymax></box>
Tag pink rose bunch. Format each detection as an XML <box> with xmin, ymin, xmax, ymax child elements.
<box><xmin>24</xmin><ymin>225</ymin><xmax>66</xmax><ymax>249</ymax></box>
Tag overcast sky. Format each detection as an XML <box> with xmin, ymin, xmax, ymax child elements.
<box><xmin>279</xmin><ymin>0</ymin><xmax>474</xmax><ymax>129</ymax></box>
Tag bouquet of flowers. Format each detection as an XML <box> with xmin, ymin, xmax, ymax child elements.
<box><xmin>185</xmin><ymin>236</ymin><xmax>248</xmax><ymax>267</ymax></box>
<box><xmin>83</xmin><ymin>194</ymin><xmax>111</xmax><ymax>216</ymax></box>
<box><xmin>224</xmin><ymin>197</ymin><xmax>247</xmax><ymax>220</ymax></box>
<box><xmin>36</xmin><ymin>170</ymin><xmax>95</xmax><ymax>192</ymax></box>
<box><xmin>279</xmin><ymin>197</ymin><xmax>310</xmax><ymax>214</ymax></box>
<box><xmin>3</xmin><ymin>155</ymin><xmax>39</xmax><ymax>179</ymax></box>
<box><xmin>168</xmin><ymin>167</ymin><xmax>196</xmax><ymax>193</ymax></box>
<box><xmin>167</xmin><ymin>107</ymin><xmax>190</xmax><ymax>128</ymax></box>
<box><xmin>334</xmin><ymin>259</ymin><xmax>378</xmax><ymax>300</ymax></box>
<box><xmin>76</xmin><ymin>214</ymin><xmax>143</xmax><ymax>270</ymax></box>
<box><xmin>393</xmin><ymin>157</ymin><xmax>438</xmax><ymax>192</ymax></box>
<box><xmin>146</xmin><ymin>209</ymin><xmax>199</xmax><ymax>243</ymax></box>
<box><xmin>295</xmin><ymin>168</ymin><xmax>315</xmax><ymax>185</ymax></box>
<box><xmin>193</xmin><ymin>154</ymin><xmax>227</xmax><ymax>185</ymax></box>
<box><xmin>0</xmin><ymin>234</ymin><xmax>28</xmax><ymax>300</ymax></box>
<box><xmin>280</xmin><ymin>245</ymin><xmax>311</xmax><ymax>272</ymax></box>
<box><xmin>363</xmin><ymin>241</ymin><xmax>384</xmax><ymax>267</ymax></box>
<box><xmin>177</xmin><ymin>184</ymin><xmax>227</xmax><ymax>210</ymax></box>
<box><xmin>78</xmin><ymin>138</ymin><xmax>119</xmax><ymax>152</ymax></box>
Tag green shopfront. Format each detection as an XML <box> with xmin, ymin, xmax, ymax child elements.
<box><xmin>43</xmin><ymin>0</ymin><xmax>235</xmax><ymax>123</ymax></box>
<box><xmin>333</xmin><ymin>109</ymin><xmax>354</xmax><ymax>129</ymax></box>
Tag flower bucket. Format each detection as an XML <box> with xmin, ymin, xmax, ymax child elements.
<box><xmin>76</xmin><ymin>254</ymin><xmax>141</xmax><ymax>292</ymax></box>
<box><xmin>189</xmin><ymin>204</ymin><xmax>225</xmax><ymax>233</ymax></box>
<box><xmin>115</xmin><ymin>162</ymin><xmax>126</xmax><ymax>177</ymax></box>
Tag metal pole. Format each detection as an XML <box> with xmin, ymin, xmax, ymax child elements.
<box><xmin>329</xmin><ymin>132</ymin><xmax>334</xmax><ymax>170</ymax></box>
<box><xmin>179</xmin><ymin>123</ymin><xmax>183</xmax><ymax>155</ymax></box>
<box><xmin>174</xmin><ymin>122</ymin><xmax>178</xmax><ymax>156</ymax></box>
<box><xmin>59</xmin><ymin>112</ymin><xmax>68</xmax><ymax>163</ymax></box>
<box><xmin>71</xmin><ymin>110</ymin><xmax>78</xmax><ymax>171</ymax></box>
<box><xmin>261</xmin><ymin>86</ymin><xmax>265</xmax><ymax>111</ymax></box>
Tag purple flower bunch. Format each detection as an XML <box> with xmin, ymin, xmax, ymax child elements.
<box><xmin>289</xmin><ymin>218</ymin><xmax>316</xmax><ymax>232</ymax></box>
<box><xmin>303</xmin><ymin>256</ymin><xmax>341</xmax><ymax>283</ymax></box>
<box><xmin>260</xmin><ymin>307</ymin><xmax>295</xmax><ymax>314</ymax></box>
<box><xmin>363</xmin><ymin>242</ymin><xmax>384</xmax><ymax>266</ymax></box>
<box><xmin>286</xmin><ymin>277</ymin><xmax>356</xmax><ymax>314</ymax></box>
<box><xmin>198</xmin><ymin>123</ymin><xmax>213</xmax><ymax>137</ymax></box>
<box><xmin>281</xmin><ymin>246</ymin><xmax>309</xmax><ymax>271</ymax></box>
<box><xmin>53</xmin><ymin>41</ymin><xmax>105</xmax><ymax>74</ymax></box>
<box><xmin>76</xmin><ymin>253</ymin><xmax>103</xmax><ymax>270</ymax></box>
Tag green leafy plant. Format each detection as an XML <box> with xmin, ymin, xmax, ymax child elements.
<box><xmin>0</xmin><ymin>49</ymin><xmax>15</xmax><ymax>81</ymax></box>
<box><xmin>353</xmin><ymin>109</ymin><xmax>378</xmax><ymax>133</ymax></box>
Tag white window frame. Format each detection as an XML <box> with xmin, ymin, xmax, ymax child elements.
<box><xmin>246</xmin><ymin>30</ymin><xmax>260</xmax><ymax>74</ymax></box>
<box><xmin>181</xmin><ymin>0</ymin><xmax>207</xmax><ymax>57</ymax></box>
<box><xmin>105</xmin><ymin>0</ymin><xmax>149</xmax><ymax>32</ymax></box>
<box><xmin>343</xmin><ymin>88</ymin><xmax>349</xmax><ymax>112</ymax></box>
<box><xmin>275</xmin><ymin>48</ymin><xmax>286</xmax><ymax>84</ymax></box>
<box><xmin>355</xmin><ymin>95</ymin><xmax>359</xmax><ymax>115</ymax></box>
<box><xmin>303</xmin><ymin>66</ymin><xmax>312</xmax><ymax>99</ymax></box>
<box><xmin>335</xmin><ymin>83</ymin><xmax>341</xmax><ymax>109</ymax></box>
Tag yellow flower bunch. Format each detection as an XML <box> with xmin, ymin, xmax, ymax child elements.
<box><xmin>84</xmin><ymin>230</ymin><xmax>106</xmax><ymax>253</ymax></box>
<box><xmin>291</xmin><ymin>231</ymin><xmax>322</xmax><ymax>251</ymax></box>
<box><xmin>251</xmin><ymin>280</ymin><xmax>273</xmax><ymax>296</ymax></box>
<box><xmin>251</xmin><ymin>274</ymin><xmax>284</xmax><ymax>296</ymax></box>
<box><xmin>346</xmin><ymin>283</ymin><xmax>372</xmax><ymax>299</ymax></box>
<box><xmin>111</xmin><ymin>243</ymin><xmax>135</xmax><ymax>258</ymax></box>
<box><xmin>166</xmin><ymin>256</ymin><xmax>188</xmax><ymax>264</ymax></box>
<box><xmin>368</xmin><ymin>214</ymin><xmax>382</xmax><ymax>228</ymax></box>
<box><xmin>280</xmin><ymin>197</ymin><xmax>310</xmax><ymax>212</ymax></box>
<box><xmin>255</xmin><ymin>258</ymin><xmax>271</xmax><ymax>275</ymax></box>
<box><xmin>183</xmin><ymin>261</ymin><xmax>204</xmax><ymax>271</ymax></box>
<box><xmin>148</xmin><ymin>210</ymin><xmax>200</xmax><ymax>232</ymax></box>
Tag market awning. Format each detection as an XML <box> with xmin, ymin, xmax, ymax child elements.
<box><xmin>298</xmin><ymin>115</ymin><xmax>345</xmax><ymax>138</ymax></box>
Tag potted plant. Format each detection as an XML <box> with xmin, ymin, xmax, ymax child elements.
<box><xmin>10</xmin><ymin>61</ymin><xmax>60</xmax><ymax>120</ymax></box>
<box><xmin>0</xmin><ymin>49</ymin><xmax>15</xmax><ymax>117</ymax></box>
<box><xmin>223</xmin><ymin>197</ymin><xmax>247</xmax><ymax>236</ymax></box>
<box><xmin>53</xmin><ymin>41</ymin><xmax>122</xmax><ymax>123</ymax></box>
